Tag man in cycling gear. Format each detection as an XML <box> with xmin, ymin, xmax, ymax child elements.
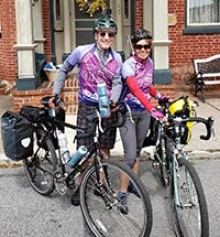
<box><xmin>52</xmin><ymin>12</ymin><xmax>122</xmax><ymax>206</ymax></box>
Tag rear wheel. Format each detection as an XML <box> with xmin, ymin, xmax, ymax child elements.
<box><xmin>172</xmin><ymin>157</ymin><xmax>209</xmax><ymax>237</ymax></box>
<box><xmin>23</xmin><ymin>130</ymin><xmax>57</xmax><ymax>196</ymax></box>
<box><xmin>80</xmin><ymin>159</ymin><xmax>153</xmax><ymax>237</ymax></box>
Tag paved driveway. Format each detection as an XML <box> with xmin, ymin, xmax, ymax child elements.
<box><xmin>0</xmin><ymin>159</ymin><xmax>220</xmax><ymax>237</ymax></box>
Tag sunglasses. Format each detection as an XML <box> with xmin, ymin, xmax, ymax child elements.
<box><xmin>134</xmin><ymin>44</ymin><xmax>151</xmax><ymax>50</ymax></box>
<box><xmin>99</xmin><ymin>32</ymin><xmax>115</xmax><ymax>38</ymax></box>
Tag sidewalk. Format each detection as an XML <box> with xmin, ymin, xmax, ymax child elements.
<box><xmin>1</xmin><ymin>94</ymin><xmax>220</xmax><ymax>167</ymax></box>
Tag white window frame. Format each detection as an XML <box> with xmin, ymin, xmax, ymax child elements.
<box><xmin>187</xmin><ymin>0</ymin><xmax>220</xmax><ymax>27</ymax></box>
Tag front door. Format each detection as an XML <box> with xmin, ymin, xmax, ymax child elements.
<box><xmin>71</xmin><ymin>0</ymin><xmax>132</xmax><ymax>59</ymax></box>
<box><xmin>73</xmin><ymin>1</ymin><xmax>102</xmax><ymax>46</ymax></box>
<box><xmin>109</xmin><ymin>0</ymin><xmax>132</xmax><ymax>60</ymax></box>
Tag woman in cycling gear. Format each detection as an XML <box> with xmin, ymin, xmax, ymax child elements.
<box><xmin>118</xmin><ymin>29</ymin><xmax>168</xmax><ymax>212</ymax></box>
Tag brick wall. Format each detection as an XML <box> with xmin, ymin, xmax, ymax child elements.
<box><xmin>0</xmin><ymin>0</ymin><xmax>17</xmax><ymax>83</ymax></box>
<box><xmin>135</xmin><ymin>0</ymin><xmax>143</xmax><ymax>29</ymax></box>
<box><xmin>168</xmin><ymin>0</ymin><xmax>220</xmax><ymax>68</ymax></box>
<box><xmin>12</xmin><ymin>74</ymin><xmax>79</xmax><ymax>114</ymax></box>
<box><xmin>12</xmin><ymin>72</ymin><xmax>176</xmax><ymax>115</ymax></box>
<box><xmin>42</xmin><ymin>0</ymin><xmax>52</xmax><ymax>61</ymax></box>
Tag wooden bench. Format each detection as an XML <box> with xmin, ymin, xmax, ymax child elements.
<box><xmin>193</xmin><ymin>54</ymin><xmax>220</xmax><ymax>102</ymax></box>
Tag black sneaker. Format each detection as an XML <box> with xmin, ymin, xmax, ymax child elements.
<box><xmin>117</xmin><ymin>192</ymin><xmax>128</xmax><ymax>215</ymax></box>
<box><xmin>71</xmin><ymin>187</ymin><xmax>80</xmax><ymax>206</ymax></box>
<box><xmin>127</xmin><ymin>181</ymin><xmax>141</xmax><ymax>198</ymax></box>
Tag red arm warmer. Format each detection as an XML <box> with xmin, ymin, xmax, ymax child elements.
<box><xmin>126</xmin><ymin>76</ymin><xmax>154</xmax><ymax>111</ymax></box>
<box><xmin>149</xmin><ymin>87</ymin><xmax>158</xmax><ymax>97</ymax></box>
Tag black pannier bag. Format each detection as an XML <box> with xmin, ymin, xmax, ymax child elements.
<box><xmin>20</xmin><ymin>105</ymin><xmax>65</xmax><ymax>132</ymax></box>
<box><xmin>19</xmin><ymin>105</ymin><xmax>66</xmax><ymax>150</ymax></box>
<box><xmin>19</xmin><ymin>106</ymin><xmax>46</xmax><ymax>122</ymax></box>
<box><xmin>142</xmin><ymin>117</ymin><xmax>157</xmax><ymax>148</ymax></box>
<box><xmin>1</xmin><ymin>111</ymin><xmax>33</xmax><ymax>161</ymax></box>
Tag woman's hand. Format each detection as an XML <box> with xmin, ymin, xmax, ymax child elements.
<box><xmin>151</xmin><ymin>108</ymin><xmax>164</xmax><ymax>119</ymax></box>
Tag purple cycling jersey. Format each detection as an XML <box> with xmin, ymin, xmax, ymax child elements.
<box><xmin>53</xmin><ymin>43</ymin><xmax>122</xmax><ymax>105</ymax></box>
<box><xmin>122</xmin><ymin>56</ymin><xmax>154</xmax><ymax>111</ymax></box>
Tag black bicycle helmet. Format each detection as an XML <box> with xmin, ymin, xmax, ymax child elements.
<box><xmin>131</xmin><ymin>29</ymin><xmax>152</xmax><ymax>44</ymax></box>
<box><xmin>93</xmin><ymin>17</ymin><xmax>118</xmax><ymax>34</ymax></box>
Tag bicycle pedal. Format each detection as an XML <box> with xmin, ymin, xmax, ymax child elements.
<box><xmin>152</xmin><ymin>161</ymin><xmax>160</xmax><ymax>169</ymax></box>
<box><xmin>55</xmin><ymin>180</ymin><xmax>67</xmax><ymax>195</ymax></box>
<box><xmin>54</xmin><ymin>172</ymin><xmax>67</xmax><ymax>195</ymax></box>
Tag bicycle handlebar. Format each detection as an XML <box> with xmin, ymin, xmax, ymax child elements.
<box><xmin>109</xmin><ymin>100</ymin><xmax>129</xmax><ymax>128</ymax></box>
<box><xmin>41</xmin><ymin>95</ymin><xmax>64</xmax><ymax>108</ymax></box>
<box><xmin>40</xmin><ymin>96</ymin><xmax>129</xmax><ymax>138</ymax></box>
<box><xmin>169</xmin><ymin>116</ymin><xmax>215</xmax><ymax>141</ymax></box>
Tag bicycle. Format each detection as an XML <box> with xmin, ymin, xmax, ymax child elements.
<box><xmin>149</xmin><ymin>96</ymin><xmax>214</xmax><ymax>237</ymax></box>
<box><xmin>20</xmin><ymin>96</ymin><xmax>153</xmax><ymax>237</ymax></box>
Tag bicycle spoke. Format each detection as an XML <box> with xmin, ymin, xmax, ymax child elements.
<box><xmin>80</xmin><ymin>159</ymin><xmax>152</xmax><ymax>237</ymax></box>
<box><xmin>23</xmin><ymin>133</ymin><xmax>57</xmax><ymax>196</ymax></box>
<box><xmin>172</xmin><ymin>158</ymin><xmax>209</xmax><ymax>237</ymax></box>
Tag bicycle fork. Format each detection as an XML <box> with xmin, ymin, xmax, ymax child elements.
<box><xmin>172</xmin><ymin>152</ymin><xmax>195</xmax><ymax>208</ymax></box>
<box><xmin>94</xmin><ymin>158</ymin><xmax>117</xmax><ymax>209</ymax></box>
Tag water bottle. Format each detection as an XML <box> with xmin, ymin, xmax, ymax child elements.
<box><xmin>68</xmin><ymin>145</ymin><xmax>88</xmax><ymax>168</ymax></box>
<box><xmin>57</xmin><ymin>130</ymin><xmax>70</xmax><ymax>164</ymax></box>
<box><xmin>97</xmin><ymin>82</ymin><xmax>110</xmax><ymax>118</ymax></box>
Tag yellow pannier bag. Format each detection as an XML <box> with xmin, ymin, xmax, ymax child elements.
<box><xmin>168</xmin><ymin>96</ymin><xmax>194</xmax><ymax>144</ymax></box>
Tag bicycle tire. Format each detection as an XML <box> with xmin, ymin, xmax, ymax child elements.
<box><xmin>80</xmin><ymin>159</ymin><xmax>153</xmax><ymax>237</ymax></box>
<box><xmin>23</xmin><ymin>130</ymin><xmax>57</xmax><ymax>196</ymax></box>
<box><xmin>155</xmin><ymin>140</ymin><xmax>170</xmax><ymax>187</ymax></box>
<box><xmin>172</xmin><ymin>157</ymin><xmax>209</xmax><ymax>237</ymax></box>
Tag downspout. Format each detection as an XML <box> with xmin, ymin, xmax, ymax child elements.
<box><xmin>49</xmin><ymin>0</ymin><xmax>56</xmax><ymax>64</ymax></box>
<box><xmin>130</xmin><ymin>0</ymin><xmax>135</xmax><ymax>34</ymax></box>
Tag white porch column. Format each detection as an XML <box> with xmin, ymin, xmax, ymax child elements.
<box><xmin>152</xmin><ymin>0</ymin><xmax>172</xmax><ymax>84</ymax></box>
<box><xmin>13</xmin><ymin>0</ymin><xmax>38</xmax><ymax>90</ymax></box>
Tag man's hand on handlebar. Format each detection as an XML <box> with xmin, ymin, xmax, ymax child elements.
<box><xmin>48</xmin><ymin>95</ymin><xmax>63</xmax><ymax>109</ymax></box>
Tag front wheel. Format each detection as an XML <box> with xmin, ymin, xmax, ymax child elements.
<box><xmin>80</xmin><ymin>159</ymin><xmax>153</xmax><ymax>237</ymax></box>
<box><xmin>172</xmin><ymin>157</ymin><xmax>209</xmax><ymax>237</ymax></box>
<box><xmin>23</xmin><ymin>130</ymin><xmax>57</xmax><ymax>196</ymax></box>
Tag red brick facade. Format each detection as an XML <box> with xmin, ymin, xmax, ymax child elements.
<box><xmin>2</xmin><ymin>1</ymin><xmax>220</xmax><ymax>83</ymax></box>
<box><xmin>2</xmin><ymin>0</ymin><xmax>220</xmax><ymax>113</ymax></box>
<box><xmin>42</xmin><ymin>0</ymin><xmax>52</xmax><ymax>61</ymax></box>
<box><xmin>12</xmin><ymin>77</ymin><xmax>176</xmax><ymax>114</ymax></box>
<box><xmin>0</xmin><ymin>0</ymin><xmax>17</xmax><ymax>83</ymax></box>
<box><xmin>168</xmin><ymin>0</ymin><xmax>220</xmax><ymax>67</ymax></box>
<box><xmin>135</xmin><ymin>0</ymin><xmax>143</xmax><ymax>29</ymax></box>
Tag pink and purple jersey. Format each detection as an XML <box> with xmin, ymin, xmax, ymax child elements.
<box><xmin>122</xmin><ymin>56</ymin><xmax>154</xmax><ymax>111</ymax></box>
<box><xmin>53</xmin><ymin>43</ymin><xmax>122</xmax><ymax>105</ymax></box>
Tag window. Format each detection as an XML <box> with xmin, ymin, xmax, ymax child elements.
<box><xmin>188</xmin><ymin>0</ymin><xmax>220</xmax><ymax>25</ymax></box>
<box><xmin>185</xmin><ymin>0</ymin><xmax>220</xmax><ymax>34</ymax></box>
